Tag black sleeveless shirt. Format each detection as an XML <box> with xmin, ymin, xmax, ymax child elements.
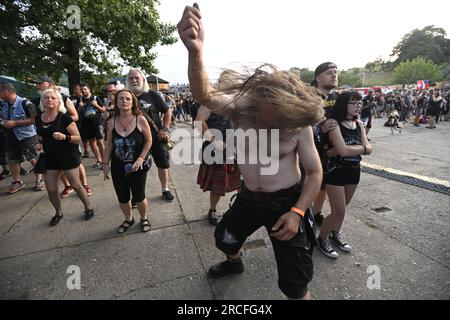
<box><xmin>327</xmin><ymin>122</ymin><xmax>362</xmax><ymax>167</ymax></box>
<box><xmin>111</xmin><ymin>116</ymin><xmax>145</xmax><ymax>163</ymax></box>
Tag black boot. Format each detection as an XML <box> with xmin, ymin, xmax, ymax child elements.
<box><xmin>207</xmin><ymin>209</ymin><xmax>219</xmax><ymax>226</ymax></box>
<box><xmin>208</xmin><ymin>257</ymin><xmax>244</xmax><ymax>278</ymax></box>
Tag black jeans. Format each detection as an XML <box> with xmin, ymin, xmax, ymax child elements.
<box><xmin>214</xmin><ymin>183</ymin><xmax>315</xmax><ymax>298</ymax></box>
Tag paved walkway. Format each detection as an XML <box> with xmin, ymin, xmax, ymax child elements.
<box><xmin>0</xmin><ymin>118</ymin><xmax>449</xmax><ymax>300</ymax></box>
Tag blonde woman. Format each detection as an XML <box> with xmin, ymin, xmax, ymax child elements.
<box><xmin>35</xmin><ymin>89</ymin><xmax>94</xmax><ymax>226</ymax></box>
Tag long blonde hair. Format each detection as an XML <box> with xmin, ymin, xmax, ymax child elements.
<box><xmin>40</xmin><ymin>88</ymin><xmax>66</xmax><ymax>113</ymax></box>
<box><xmin>216</xmin><ymin>64</ymin><xmax>324</xmax><ymax>138</ymax></box>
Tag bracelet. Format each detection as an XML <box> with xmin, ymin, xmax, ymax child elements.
<box><xmin>290</xmin><ymin>207</ymin><xmax>305</xmax><ymax>218</ymax></box>
<box><xmin>137</xmin><ymin>157</ymin><xmax>145</xmax><ymax>161</ymax></box>
<box><xmin>162</xmin><ymin>127</ymin><xmax>170</xmax><ymax>133</ymax></box>
<box><xmin>65</xmin><ymin>134</ymin><xmax>71</xmax><ymax>142</ymax></box>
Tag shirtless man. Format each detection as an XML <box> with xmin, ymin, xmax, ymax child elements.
<box><xmin>178</xmin><ymin>3</ymin><xmax>323</xmax><ymax>300</ymax></box>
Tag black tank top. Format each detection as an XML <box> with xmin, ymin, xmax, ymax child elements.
<box><xmin>327</xmin><ymin>122</ymin><xmax>362</xmax><ymax>167</ymax></box>
<box><xmin>111</xmin><ymin>116</ymin><xmax>145</xmax><ymax>163</ymax></box>
<box><xmin>206</xmin><ymin>113</ymin><xmax>232</xmax><ymax>143</ymax></box>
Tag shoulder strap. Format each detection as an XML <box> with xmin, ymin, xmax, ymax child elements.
<box><xmin>143</xmin><ymin>112</ymin><xmax>158</xmax><ymax>132</ymax></box>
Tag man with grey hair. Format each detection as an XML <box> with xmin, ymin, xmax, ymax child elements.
<box><xmin>126</xmin><ymin>68</ymin><xmax>175</xmax><ymax>201</ymax></box>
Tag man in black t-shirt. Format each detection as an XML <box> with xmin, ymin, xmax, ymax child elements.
<box><xmin>78</xmin><ymin>83</ymin><xmax>106</xmax><ymax>168</ymax></box>
<box><xmin>127</xmin><ymin>68</ymin><xmax>175</xmax><ymax>201</ymax></box>
<box><xmin>361</xmin><ymin>90</ymin><xmax>375</xmax><ymax>138</ymax></box>
<box><xmin>310</xmin><ymin>62</ymin><xmax>339</xmax><ymax>226</ymax></box>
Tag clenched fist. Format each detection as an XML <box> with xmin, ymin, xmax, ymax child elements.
<box><xmin>177</xmin><ymin>3</ymin><xmax>204</xmax><ymax>54</ymax></box>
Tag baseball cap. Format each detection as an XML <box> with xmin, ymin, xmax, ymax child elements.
<box><xmin>32</xmin><ymin>76</ymin><xmax>55</xmax><ymax>85</ymax></box>
<box><xmin>311</xmin><ymin>62</ymin><xmax>337</xmax><ymax>87</ymax></box>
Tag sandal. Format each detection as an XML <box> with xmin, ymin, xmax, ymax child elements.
<box><xmin>117</xmin><ymin>218</ymin><xmax>135</xmax><ymax>234</ymax></box>
<box><xmin>140</xmin><ymin>218</ymin><xmax>151</xmax><ymax>233</ymax></box>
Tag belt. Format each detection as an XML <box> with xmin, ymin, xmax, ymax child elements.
<box><xmin>241</xmin><ymin>183</ymin><xmax>301</xmax><ymax>200</ymax></box>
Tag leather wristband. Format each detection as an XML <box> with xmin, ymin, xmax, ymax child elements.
<box><xmin>290</xmin><ymin>207</ymin><xmax>305</xmax><ymax>218</ymax></box>
<box><xmin>65</xmin><ymin>134</ymin><xmax>71</xmax><ymax>142</ymax></box>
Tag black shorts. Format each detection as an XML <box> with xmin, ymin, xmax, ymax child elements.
<box><xmin>5</xmin><ymin>134</ymin><xmax>38</xmax><ymax>163</ymax></box>
<box><xmin>214</xmin><ymin>183</ymin><xmax>314</xmax><ymax>299</ymax></box>
<box><xmin>150</xmin><ymin>139</ymin><xmax>170</xmax><ymax>169</ymax></box>
<box><xmin>80</xmin><ymin>123</ymin><xmax>104</xmax><ymax>141</ymax></box>
<box><xmin>324</xmin><ymin>165</ymin><xmax>361</xmax><ymax>186</ymax></box>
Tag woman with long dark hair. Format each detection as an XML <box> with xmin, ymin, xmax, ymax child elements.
<box><xmin>103</xmin><ymin>90</ymin><xmax>153</xmax><ymax>234</ymax></box>
<box><xmin>317</xmin><ymin>91</ymin><xmax>373</xmax><ymax>259</ymax></box>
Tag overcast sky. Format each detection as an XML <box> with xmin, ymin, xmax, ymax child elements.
<box><xmin>151</xmin><ymin>0</ymin><xmax>450</xmax><ymax>84</ymax></box>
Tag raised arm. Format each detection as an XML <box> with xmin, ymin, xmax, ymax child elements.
<box><xmin>178</xmin><ymin>3</ymin><xmax>235</xmax><ymax>115</ymax></box>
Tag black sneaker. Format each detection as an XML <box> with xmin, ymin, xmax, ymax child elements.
<box><xmin>50</xmin><ymin>214</ymin><xmax>63</xmax><ymax>226</ymax></box>
<box><xmin>329</xmin><ymin>231</ymin><xmax>352</xmax><ymax>252</ymax></box>
<box><xmin>317</xmin><ymin>237</ymin><xmax>338</xmax><ymax>259</ymax></box>
<box><xmin>0</xmin><ymin>170</ymin><xmax>10</xmax><ymax>180</ymax></box>
<box><xmin>83</xmin><ymin>151</ymin><xmax>90</xmax><ymax>158</ymax></box>
<box><xmin>84</xmin><ymin>208</ymin><xmax>95</xmax><ymax>221</ymax></box>
<box><xmin>314</xmin><ymin>213</ymin><xmax>324</xmax><ymax>226</ymax></box>
<box><xmin>162</xmin><ymin>190</ymin><xmax>174</xmax><ymax>201</ymax></box>
<box><xmin>207</xmin><ymin>209</ymin><xmax>219</xmax><ymax>226</ymax></box>
<box><xmin>208</xmin><ymin>258</ymin><xmax>244</xmax><ymax>278</ymax></box>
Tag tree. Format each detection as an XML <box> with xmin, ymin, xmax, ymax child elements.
<box><xmin>392</xmin><ymin>57</ymin><xmax>443</xmax><ymax>85</ymax></box>
<box><xmin>0</xmin><ymin>0</ymin><xmax>177</xmax><ymax>93</ymax></box>
<box><xmin>289</xmin><ymin>67</ymin><xmax>314</xmax><ymax>84</ymax></box>
<box><xmin>391</xmin><ymin>25</ymin><xmax>450</xmax><ymax>66</ymax></box>
<box><xmin>339</xmin><ymin>68</ymin><xmax>363</xmax><ymax>88</ymax></box>
<box><xmin>365</xmin><ymin>56</ymin><xmax>389</xmax><ymax>72</ymax></box>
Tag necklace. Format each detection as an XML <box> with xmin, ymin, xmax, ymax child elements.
<box><xmin>344</xmin><ymin>120</ymin><xmax>355</xmax><ymax>129</ymax></box>
<box><xmin>118</xmin><ymin>116</ymin><xmax>134</xmax><ymax>132</ymax></box>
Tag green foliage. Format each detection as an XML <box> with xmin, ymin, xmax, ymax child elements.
<box><xmin>391</xmin><ymin>25</ymin><xmax>450</xmax><ymax>66</ymax></box>
<box><xmin>439</xmin><ymin>63</ymin><xmax>450</xmax><ymax>80</ymax></box>
<box><xmin>0</xmin><ymin>0</ymin><xmax>177</xmax><ymax>93</ymax></box>
<box><xmin>339</xmin><ymin>68</ymin><xmax>363</xmax><ymax>87</ymax></box>
<box><xmin>392</xmin><ymin>57</ymin><xmax>443</xmax><ymax>85</ymax></box>
<box><xmin>288</xmin><ymin>67</ymin><xmax>315</xmax><ymax>84</ymax></box>
<box><xmin>365</xmin><ymin>57</ymin><xmax>389</xmax><ymax>73</ymax></box>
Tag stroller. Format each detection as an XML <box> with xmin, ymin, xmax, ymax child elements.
<box><xmin>384</xmin><ymin>110</ymin><xmax>402</xmax><ymax>134</ymax></box>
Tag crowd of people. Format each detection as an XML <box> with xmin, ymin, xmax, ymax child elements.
<box><xmin>350</xmin><ymin>87</ymin><xmax>450</xmax><ymax>138</ymax></box>
<box><xmin>0</xmin><ymin>3</ymin><xmax>448</xmax><ymax>300</ymax></box>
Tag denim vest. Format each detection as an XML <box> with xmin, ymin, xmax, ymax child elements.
<box><xmin>1</xmin><ymin>96</ymin><xmax>37</xmax><ymax>140</ymax></box>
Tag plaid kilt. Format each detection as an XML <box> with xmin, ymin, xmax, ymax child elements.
<box><xmin>197</xmin><ymin>162</ymin><xmax>241</xmax><ymax>196</ymax></box>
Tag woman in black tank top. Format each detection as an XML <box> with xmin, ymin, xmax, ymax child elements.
<box><xmin>103</xmin><ymin>90</ymin><xmax>153</xmax><ymax>234</ymax></box>
<box><xmin>317</xmin><ymin>91</ymin><xmax>373</xmax><ymax>260</ymax></box>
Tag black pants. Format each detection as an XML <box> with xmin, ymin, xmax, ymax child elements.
<box><xmin>111</xmin><ymin>156</ymin><xmax>147</xmax><ymax>204</ymax></box>
<box><xmin>0</xmin><ymin>130</ymin><xmax>6</xmax><ymax>165</ymax></box>
<box><xmin>214</xmin><ymin>183</ymin><xmax>315</xmax><ymax>299</ymax></box>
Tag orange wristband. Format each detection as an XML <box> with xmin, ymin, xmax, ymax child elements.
<box><xmin>290</xmin><ymin>207</ymin><xmax>305</xmax><ymax>218</ymax></box>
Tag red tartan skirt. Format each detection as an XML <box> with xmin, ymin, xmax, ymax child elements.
<box><xmin>197</xmin><ymin>162</ymin><xmax>241</xmax><ymax>196</ymax></box>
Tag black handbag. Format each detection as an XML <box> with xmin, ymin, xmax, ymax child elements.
<box><xmin>33</xmin><ymin>152</ymin><xmax>46</xmax><ymax>174</ymax></box>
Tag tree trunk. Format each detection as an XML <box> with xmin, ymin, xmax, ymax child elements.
<box><xmin>66</xmin><ymin>38</ymin><xmax>80</xmax><ymax>95</ymax></box>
